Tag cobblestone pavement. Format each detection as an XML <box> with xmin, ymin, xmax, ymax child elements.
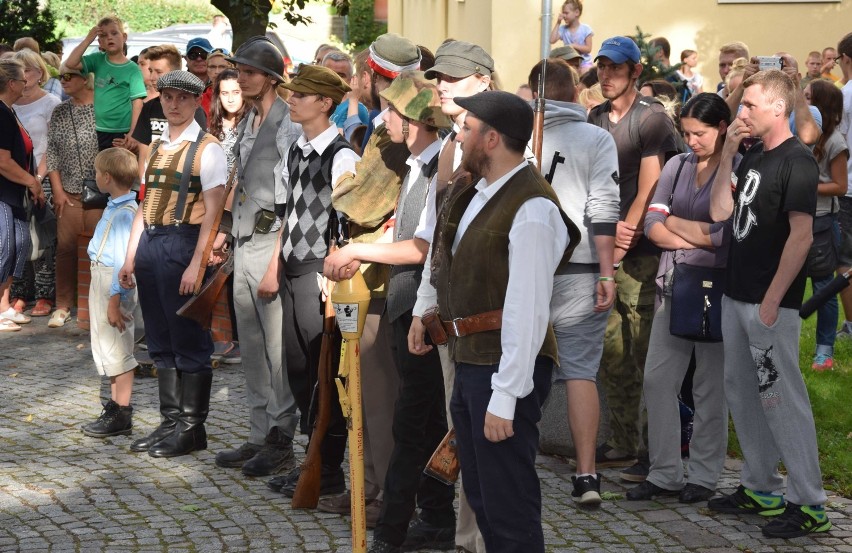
<box><xmin>1</xmin><ymin>318</ymin><xmax>851</xmax><ymax>553</ymax></box>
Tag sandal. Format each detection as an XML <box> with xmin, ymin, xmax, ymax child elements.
<box><xmin>31</xmin><ymin>299</ymin><xmax>53</xmax><ymax>317</ymax></box>
<box><xmin>0</xmin><ymin>308</ymin><xmax>31</xmax><ymax>324</ymax></box>
<box><xmin>48</xmin><ymin>308</ymin><xmax>71</xmax><ymax>328</ymax></box>
<box><xmin>0</xmin><ymin>318</ymin><xmax>21</xmax><ymax>332</ymax></box>
<box><xmin>10</xmin><ymin>297</ymin><xmax>26</xmax><ymax>314</ymax></box>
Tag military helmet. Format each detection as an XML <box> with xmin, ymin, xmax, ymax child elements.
<box><xmin>380</xmin><ymin>71</ymin><xmax>452</xmax><ymax>128</ymax></box>
<box><xmin>227</xmin><ymin>36</ymin><xmax>285</xmax><ymax>83</ymax></box>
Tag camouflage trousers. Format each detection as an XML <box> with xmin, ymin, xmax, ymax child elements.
<box><xmin>598</xmin><ymin>253</ymin><xmax>659</xmax><ymax>456</ymax></box>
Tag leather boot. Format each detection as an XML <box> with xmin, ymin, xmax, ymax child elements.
<box><xmin>81</xmin><ymin>400</ymin><xmax>133</xmax><ymax>438</ymax></box>
<box><xmin>241</xmin><ymin>427</ymin><xmax>296</xmax><ymax>477</ymax></box>
<box><xmin>149</xmin><ymin>371</ymin><xmax>212</xmax><ymax>458</ymax></box>
<box><xmin>130</xmin><ymin>366</ymin><xmax>181</xmax><ymax>452</ymax></box>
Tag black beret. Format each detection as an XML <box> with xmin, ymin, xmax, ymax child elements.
<box><xmin>454</xmin><ymin>91</ymin><xmax>534</xmax><ymax>143</ymax></box>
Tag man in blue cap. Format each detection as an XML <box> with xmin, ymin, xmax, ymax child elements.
<box><xmin>587</xmin><ymin>36</ymin><xmax>680</xmax><ymax>484</ymax></box>
<box><xmin>185</xmin><ymin>37</ymin><xmax>214</xmax><ymax>85</ymax></box>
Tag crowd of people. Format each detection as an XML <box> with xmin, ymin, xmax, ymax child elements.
<box><xmin>0</xmin><ymin>2</ymin><xmax>849</xmax><ymax>551</ymax></box>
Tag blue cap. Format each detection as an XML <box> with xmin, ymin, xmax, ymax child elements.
<box><xmin>186</xmin><ymin>37</ymin><xmax>214</xmax><ymax>54</ymax></box>
<box><xmin>595</xmin><ymin>36</ymin><xmax>641</xmax><ymax>64</ymax></box>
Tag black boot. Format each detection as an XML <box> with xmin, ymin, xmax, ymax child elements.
<box><xmin>130</xmin><ymin>366</ymin><xmax>181</xmax><ymax>452</ymax></box>
<box><xmin>81</xmin><ymin>400</ymin><xmax>133</xmax><ymax>438</ymax></box>
<box><xmin>149</xmin><ymin>371</ymin><xmax>212</xmax><ymax>458</ymax></box>
<box><xmin>241</xmin><ymin>427</ymin><xmax>296</xmax><ymax>476</ymax></box>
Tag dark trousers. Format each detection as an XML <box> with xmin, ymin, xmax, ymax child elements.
<box><xmin>451</xmin><ymin>358</ymin><xmax>553</xmax><ymax>553</ymax></box>
<box><xmin>96</xmin><ymin>131</ymin><xmax>125</xmax><ymax>151</ymax></box>
<box><xmin>135</xmin><ymin>226</ymin><xmax>212</xmax><ymax>374</ymax></box>
<box><xmin>282</xmin><ymin>269</ymin><xmax>346</xmax><ymax>469</ymax></box>
<box><xmin>374</xmin><ymin>312</ymin><xmax>455</xmax><ymax>546</ymax></box>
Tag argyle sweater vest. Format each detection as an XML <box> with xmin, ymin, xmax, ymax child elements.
<box><xmin>282</xmin><ymin>134</ymin><xmax>352</xmax><ymax>273</ymax></box>
<box><xmin>143</xmin><ymin>133</ymin><xmax>218</xmax><ymax>226</ymax></box>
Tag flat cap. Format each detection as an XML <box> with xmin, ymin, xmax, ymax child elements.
<box><xmin>368</xmin><ymin>33</ymin><xmax>421</xmax><ymax>79</ymax></box>
<box><xmin>282</xmin><ymin>64</ymin><xmax>352</xmax><ymax>104</ymax></box>
<box><xmin>380</xmin><ymin>71</ymin><xmax>452</xmax><ymax>128</ymax></box>
<box><xmin>454</xmin><ymin>91</ymin><xmax>533</xmax><ymax>143</ymax></box>
<box><xmin>550</xmin><ymin>45</ymin><xmax>583</xmax><ymax>62</ymax></box>
<box><xmin>424</xmin><ymin>41</ymin><xmax>494</xmax><ymax>80</ymax></box>
<box><xmin>156</xmin><ymin>70</ymin><xmax>205</xmax><ymax>95</ymax></box>
<box><xmin>595</xmin><ymin>36</ymin><xmax>641</xmax><ymax>64</ymax></box>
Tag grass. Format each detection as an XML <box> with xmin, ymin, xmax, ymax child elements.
<box><xmin>726</xmin><ymin>281</ymin><xmax>852</xmax><ymax>498</ymax></box>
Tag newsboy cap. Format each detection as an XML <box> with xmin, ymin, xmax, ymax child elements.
<box><xmin>454</xmin><ymin>91</ymin><xmax>533</xmax><ymax>144</ymax></box>
<box><xmin>380</xmin><ymin>71</ymin><xmax>452</xmax><ymax>128</ymax></box>
<box><xmin>156</xmin><ymin>70</ymin><xmax>205</xmax><ymax>96</ymax></box>
<box><xmin>368</xmin><ymin>33</ymin><xmax>421</xmax><ymax>79</ymax></box>
<box><xmin>424</xmin><ymin>41</ymin><xmax>494</xmax><ymax>80</ymax></box>
<box><xmin>282</xmin><ymin>64</ymin><xmax>351</xmax><ymax>104</ymax></box>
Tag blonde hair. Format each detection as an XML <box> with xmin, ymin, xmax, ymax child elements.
<box><xmin>562</xmin><ymin>0</ymin><xmax>583</xmax><ymax>15</ymax></box>
<box><xmin>13</xmin><ymin>37</ymin><xmax>39</xmax><ymax>53</ymax></box>
<box><xmin>724</xmin><ymin>57</ymin><xmax>749</xmax><ymax>88</ymax></box>
<box><xmin>58</xmin><ymin>63</ymin><xmax>94</xmax><ymax>90</ymax></box>
<box><xmin>0</xmin><ymin>58</ymin><xmax>25</xmax><ymax>93</ymax></box>
<box><xmin>743</xmin><ymin>69</ymin><xmax>797</xmax><ymax>117</ymax></box>
<box><xmin>13</xmin><ymin>48</ymin><xmax>49</xmax><ymax>85</ymax></box>
<box><xmin>97</xmin><ymin>16</ymin><xmax>125</xmax><ymax>30</ymax></box>
<box><xmin>41</xmin><ymin>51</ymin><xmax>61</xmax><ymax>71</ymax></box>
<box><xmin>95</xmin><ymin>148</ymin><xmax>138</xmax><ymax>189</ymax></box>
<box><xmin>578</xmin><ymin>83</ymin><xmax>605</xmax><ymax>111</ymax></box>
<box><xmin>719</xmin><ymin>41</ymin><xmax>749</xmax><ymax>59</ymax></box>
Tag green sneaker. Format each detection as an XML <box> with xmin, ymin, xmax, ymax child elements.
<box><xmin>707</xmin><ymin>485</ymin><xmax>786</xmax><ymax>516</ymax></box>
<box><xmin>761</xmin><ymin>503</ymin><xmax>831</xmax><ymax>538</ymax></box>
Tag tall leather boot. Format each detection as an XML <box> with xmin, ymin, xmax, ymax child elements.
<box><xmin>130</xmin><ymin>366</ymin><xmax>181</xmax><ymax>452</ymax></box>
<box><xmin>149</xmin><ymin>371</ymin><xmax>212</xmax><ymax>458</ymax></box>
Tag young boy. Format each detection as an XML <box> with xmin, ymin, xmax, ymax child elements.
<box><xmin>65</xmin><ymin>16</ymin><xmax>147</xmax><ymax>151</ymax></box>
<box><xmin>81</xmin><ymin>148</ymin><xmax>139</xmax><ymax>438</ymax></box>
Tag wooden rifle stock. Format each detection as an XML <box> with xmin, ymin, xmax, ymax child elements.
<box><xmin>292</xmin><ymin>266</ymin><xmax>337</xmax><ymax>508</ymax></box>
<box><xmin>175</xmin><ymin>254</ymin><xmax>233</xmax><ymax>329</ymax></box>
<box><xmin>194</xmin><ymin>164</ymin><xmax>238</xmax><ymax>294</ymax></box>
<box><xmin>424</xmin><ymin>428</ymin><xmax>460</xmax><ymax>485</ymax></box>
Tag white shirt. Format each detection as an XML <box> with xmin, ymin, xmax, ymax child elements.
<box><xmin>452</xmin><ymin>161</ymin><xmax>569</xmax><ymax>420</ymax></box>
<box><xmin>399</xmin><ymin>139</ymin><xmax>441</xmax><ymax>237</ymax></box>
<box><xmin>148</xmin><ymin>120</ymin><xmax>227</xmax><ymax>191</ymax></box>
<box><xmin>841</xmin><ymin>81</ymin><xmax>852</xmax><ymax>197</ymax></box>
<box><xmin>293</xmin><ymin>123</ymin><xmax>360</xmax><ymax>189</ymax></box>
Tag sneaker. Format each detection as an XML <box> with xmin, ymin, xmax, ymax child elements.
<box><xmin>573</xmin><ymin>444</ymin><xmax>635</xmax><ymax>468</ymax></box>
<box><xmin>620</xmin><ymin>458</ymin><xmax>650</xmax><ymax>483</ymax></box>
<box><xmin>571</xmin><ymin>474</ymin><xmax>602</xmax><ymax>507</ymax></box>
<box><xmin>707</xmin><ymin>485</ymin><xmax>786</xmax><ymax>516</ymax></box>
<box><xmin>761</xmin><ymin>502</ymin><xmax>831</xmax><ymax>538</ymax></box>
<box><xmin>626</xmin><ymin>480</ymin><xmax>680</xmax><ymax>501</ymax></box>
<box><xmin>679</xmin><ymin>483</ymin><xmax>716</xmax><ymax>504</ymax></box>
<box><xmin>811</xmin><ymin>353</ymin><xmax>834</xmax><ymax>372</ymax></box>
<box><xmin>836</xmin><ymin>321</ymin><xmax>852</xmax><ymax>339</ymax></box>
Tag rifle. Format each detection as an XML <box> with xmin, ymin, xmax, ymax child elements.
<box><xmin>176</xmin><ymin>164</ymin><xmax>237</xmax><ymax>325</ymax></box>
<box><xmin>424</xmin><ymin>428</ymin><xmax>460</xmax><ymax>485</ymax></box>
<box><xmin>292</xmin><ymin>258</ymin><xmax>338</xmax><ymax>509</ymax></box>
<box><xmin>800</xmin><ymin>269</ymin><xmax>851</xmax><ymax>318</ymax></box>
<box><xmin>530</xmin><ymin>57</ymin><xmax>548</xmax><ymax>170</ymax></box>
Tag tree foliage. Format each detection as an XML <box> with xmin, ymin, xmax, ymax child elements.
<box><xmin>0</xmin><ymin>0</ymin><xmax>62</xmax><ymax>52</ymax></box>
<box><xmin>348</xmin><ymin>0</ymin><xmax>385</xmax><ymax>52</ymax></box>
<box><xmin>632</xmin><ymin>27</ymin><xmax>682</xmax><ymax>85</ymax></box>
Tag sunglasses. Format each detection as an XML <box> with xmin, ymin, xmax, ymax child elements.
<box><xmin>59</xmin><ymin>73</ymin><xmax>80</xmax><ymax>82</ymax></box>
<box><xmin>186</xmin><ymin>50</ymin><xmax>208</xmax><ymax>61</ymax></box>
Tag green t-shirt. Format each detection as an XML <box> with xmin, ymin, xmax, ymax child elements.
<box><xmin>81</xmin><ymin>51</ymin><xmax>147</xmax><ymax>133</ymax></box>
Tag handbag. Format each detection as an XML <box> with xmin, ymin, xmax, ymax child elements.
<box><xmin>24</xmin><ymin>195</ymin><xmax>57</xmax><ymax>262</ymax></box>
<box><xmin>807</xmin><ymin>214</ymin><xmax>837</xmax><ymax>278</ymax></box>
<box><xmin>70</xmin><ymin>106</ymin><xmax>108</xmax><ymax>208</ymax></box>
<box><xmin>664</xmin><ymin>154</ymin><xmax>724</xmax><ymax>342</ymax></box>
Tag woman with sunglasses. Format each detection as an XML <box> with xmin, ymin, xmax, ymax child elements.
<box><xmin>9</xmin><ymin>48</ymin><xmax>61</xmax><ymax>319</ymax></box>
<box><xmin>43</xmin><ymin>65</ymin><xmax>102</xmax><ymax>328</ymax></box>
<box><xmin>0</xmin><ymin>58</ymin><xmax>46</xmax><ymax>331</ymax></box>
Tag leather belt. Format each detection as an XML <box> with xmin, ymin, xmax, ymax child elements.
<box><xmin>442</xmin><ymin>309</ymin><xmax>503</xmax><ymax>337</ymax></box>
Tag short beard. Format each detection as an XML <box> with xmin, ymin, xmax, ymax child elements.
<box><xmin>461</xmin><ymin>144</ymin><xmax>490</xmax><ymax>177</ymax></box>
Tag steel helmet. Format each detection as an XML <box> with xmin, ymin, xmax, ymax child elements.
<box><xmin>227</xmin><ymin>36</ymin><xmax>285</xmax><ymax>83</ymax></box>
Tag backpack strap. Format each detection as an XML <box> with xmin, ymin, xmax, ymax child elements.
<box><xmin>174</xmin><ymin>128</ymin><xmax>208</xmax><ymax>223</ymax></box>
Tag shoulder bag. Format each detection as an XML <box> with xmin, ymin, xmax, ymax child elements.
<box><xmin>70</xmin><ymin>105</ymin><xmax>108</xmax><ymax>208</ymax></box>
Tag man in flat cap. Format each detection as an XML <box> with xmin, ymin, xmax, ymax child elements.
<box><xmin>268</xmin><ymin>64</ymin><xmax>360</xmax><ymax>497</ymax></box>
<box><xmin>215</xmin><ymin>36</ymin><xmax>303</xmax><ymax>480</ymax></box>
<box><xmin>434</xmin><ymin>90</ymin><xmax>578</xmax><ymax>552</ymax></box>
<box><xmin>118</xmin><ymin>71</ymin><xmax>228</xmax><ymax>458</ymax></box>
<box><xmin>324</xmin><ymin>72</ymin><xmax>457</xmax><ymax>553</ymax></box>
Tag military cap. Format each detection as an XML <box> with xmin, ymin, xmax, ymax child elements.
<box><xmin>454</xmin><ymin>91</ymin><xmax>533</xmax><ymax>143</ymax></box>
<box><xmin>156</xmin><ymin>70</ymin><xmax>205</xmax><ymax>95</ymax></box>
<box><xmin>368</xmin><ymin>33</ymin><xmax>421</xmax><ymax>79</ymax></box>
<box><xmin>550</xmin><ymin>45</ymin><xmax>583</xmax><ymax>62</ymax></box>
<box><xmin>424</xmin><ymin>41</ymin><xmax>494</xmax><ymax>80</ymax></box>
<box><xmin>380</xmin><ymin>71</ymin><xmax>452</xmax><ymax>128</ymax></box>
<box><xmin>282</xmin><ymin>64</ymin><xmax>351</xmax><ymax>104</ymax></box>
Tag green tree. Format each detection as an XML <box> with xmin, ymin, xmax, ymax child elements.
<box><xmin>0</xmin><ymin>0</ymin><xmax>62</xmax><ymax>52</ymax></box>
<box><xmin>347</xmin><ymin>0</ymin><xmax>385</xmax><ymax>52</ymax></box>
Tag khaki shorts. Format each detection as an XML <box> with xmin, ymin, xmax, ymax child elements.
<box><xmin>89</xmin><ymin>263</ymin><xmax>137</xmax><ymax>377</ymax></box>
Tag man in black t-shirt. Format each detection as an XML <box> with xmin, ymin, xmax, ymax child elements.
<box><xmin>588</xmin><ymin>36</ymin><xmax>679</xmax><ymax>482</ymax></box>
<box><xmin>708</xmin><ymin>70</ymin><xmax>830</xmax><ymax>540</ymax></box>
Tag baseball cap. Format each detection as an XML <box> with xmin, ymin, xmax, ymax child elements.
<box><xmin>186</xmin><ymin>37</ymin><xmax>214</xmax><ymax>54</ymax></box>
<box><xmin>595</xmin><ymin>36</ymin><xmax>641</xmax><ymax>64</ymax></box>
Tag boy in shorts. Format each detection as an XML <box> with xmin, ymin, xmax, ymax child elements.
<box><xmin>81</xmin><ymin>148</ymin><xmax>139</xmax><ymax>438</ymax></box>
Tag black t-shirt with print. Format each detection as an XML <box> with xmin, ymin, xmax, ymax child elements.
<box><xmin>726</xmin><ymin>136</ymin><xmax>818</xmax><ymax>309</ymax></box>
<box><xmin>132</xmin><ymin>97</ymin><xmax>208</xmax><ymax>146</ymax></box>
